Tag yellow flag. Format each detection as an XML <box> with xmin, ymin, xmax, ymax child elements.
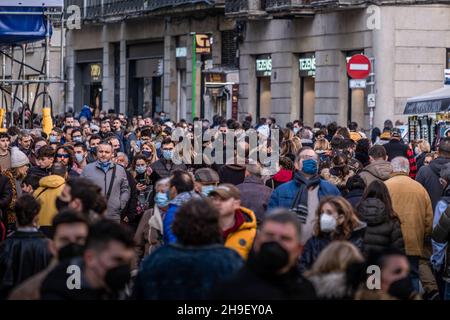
<box><xmin>42</xmin><ymin>107</ymin><xmax>53</xmax><ymax>135</ymax></box>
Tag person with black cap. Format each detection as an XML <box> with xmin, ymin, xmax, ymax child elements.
<box><xmin>383</xmin><ymin>128</ymin><xmax>417</xmax><ymax>179</ymax></box>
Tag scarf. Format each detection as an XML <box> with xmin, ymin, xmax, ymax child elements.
<box><xmin>290</xmin><ymin>172</ymin><xmax>321</xmax><ymax>223</ymax></box>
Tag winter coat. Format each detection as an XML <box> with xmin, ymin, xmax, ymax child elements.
<box><xmin>81</xmin><ymin>161</ymin><xmax>130</xmax><ymax>222</ymax></box>
<box><xmin>163</xmin><ymin>191</ymin><xmax>201</xmax><ymax>244</ymax></box>
<box><xmin>416</xmin><ymin>152</ymin><xmax>427</xmax><ymax>172</ymax></box>
<box><xmin>133</xmin><ymin>244</ymin><xmax>243</xmax><ymax>300</ymax></box>
<box><xmin>33</xmin><ymin>175</ymin><xmax>66</xmax><ymax>227</ymax></box>
<box><xmin>359</xmin><ymin>160</ymin><xmax>393</xmax><ymax>187</ymax></box>
<box><xmin>3</xmin><ymin>170</ymin><xmax>18</xmax><ymax>226</ymax></box>
<box><xmin>149</xmin><ymin>159</ymin><xmax>187</xmax><ymax>185</ymax></box>
<box><xmin>268</xmin><ymin>177</ymin><xmax>340</xmax><ymax>210</ymax></box>
<box><xmin>236</xmin><ymin>176</ymin><xmax>272</xmax><ymax>223</ymax></box>
<box><xmin>0</xmin><ymin>174</ymin><xmax>13</xmax><ymax>223</ymax></box>
<box><xmin>78</xmin><ymin>105</ymin><xmax>93</xmax><ymax>121</ymax></box>
<box><xmin>224</xmin><ymin>207</ymin><xmax>257</xmax><ymax>260</ymax></box>
<box><xmin>385</xmin><ymin>173</ymin><xmax>433</xmax><ymax>257</ymax></box>
<box><xmin>265</xmin><ymin>168</ymin><xmax>293</xmax><ymax>189</ymax></box>
<box><xmin>321</xmin><ymin>168</ymin><xmax>355</xmax><ymax>192</ymax></box>
<box><xmin>121</xmin><ymin>170</ymin><xmax>137</xmax><ymax>223</ymax></box>
<box><xmin>212</xmin><ymin>263</ymin><xmax>317</xmax><ymax>300</ymax></box>
<box><xmin>416</xmin><ymin>156</ymin><xmax>450</xmax><ymax>211</ymax></box>
<box><xmin>0</xmin><ymin>230</ymin><xmax>52</xmax><ymax>299</ymax></box>
<box><xmin>344</xmin><ymin>188</ymin><xmax>364</xmax><ymax>209</ymax></box>
<box><xmin>357</xmin><ymin>198</ymin><xmax>405</xmax><ymax>254</ymax></box>
<box><xmin>134</xmin><ymin>209</ymin><xmax>153</xmax><ymax>262</ymax></box>
<box><xmin>298</xmin><ymin>221</ymin><xmax>367</xmax><ymax>274</ymax></box>
<box><xmin>218</xmin><ymin>164</ymin><xmax>246</xmax><ymax>185</ymax></box>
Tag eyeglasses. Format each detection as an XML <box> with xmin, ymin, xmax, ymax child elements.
<box><xmin>56</xmin><ymin>154</ymin><xmax>70</xmax><ymax>159</ymax></box>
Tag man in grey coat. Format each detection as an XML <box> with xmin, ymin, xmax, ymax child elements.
<box><xmin>236</xmin><ymin>162</ymin><xmax>272</xmax><ymax>225</ymax></box>
<box><xmin>81</xmin><ymin>141</ymin><xmax>130</xmax><ymax>223</ymax></box>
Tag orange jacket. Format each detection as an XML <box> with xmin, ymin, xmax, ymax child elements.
<box><xmin>224</xmin><ymin>207</ymin><xmax>257</xmax><ymax>260</ymax></box>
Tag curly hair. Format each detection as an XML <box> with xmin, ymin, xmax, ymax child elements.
<box><xmin>172</xmin><ymin>198</ymin><xmax>223</xmax><ymax>246</ymax></box>
<box><xmin>313</xmin><ymin>196</ymin><xmax>361</xmax><ymax>240</ymax></box>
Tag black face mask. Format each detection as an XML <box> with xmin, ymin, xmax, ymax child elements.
<box><xmin>252</xmin><ymin>241</ymin><xmax>289</xmax><ymax>274</ymax></box>
<box><xmin>58</xmin><ymin>243</ymin><xmax>85</xmax><ymax>262</ymax></box>
<box><xmin>56</xmin><ymin>198</ymin><xmax>70</xmax><ymax>211</ymax></box>
<box><xmin>388</xmin><ymin>276</ymin><xmax>415</xmax><ymax>300</ymax></box>
<box><xmin>104</xmin><ymin>264</ymin><xmax>131</xmax><ymax>292</ymax></box>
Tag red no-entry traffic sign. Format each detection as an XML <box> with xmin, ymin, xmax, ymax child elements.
<box><xmin>347</xmin><ymin>54</ymin><xmax>371</xmax><ymax>79</ymax></box>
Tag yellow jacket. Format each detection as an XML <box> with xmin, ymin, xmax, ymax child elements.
<box><xmin>385</xmin><ymin>173</ymin><xmax>433</xmax><ymax>257</ymax></box>
<box><xmin>224</xmin><ymin>207</ymin><xmax>257</xmax><ymax>260</ymax></box>
<box><xmin>34</xmin><ymin>175</ymin><xmax>65</xmax><ymax>227</ymax></box>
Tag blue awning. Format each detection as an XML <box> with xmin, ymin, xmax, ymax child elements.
<box><xmin>0</xmin><ymin>6</ymin><xmax>51</xmax><ymax>46</ymax></box>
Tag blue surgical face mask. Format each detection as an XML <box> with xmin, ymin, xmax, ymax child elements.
<box><xmin>73</xmin><ymin>136</ymin><xmax>83</xmax><ymax>143</ymax></box>
<box><xmin>142</xmin><ymin>151</ymin><xmax>152</xmax><ymax>159</ymax></box>
<box><xmin>162</xmin><ymin>149</ymin><xmax>173</xmax><ymax>160</ymax></box>
<box><xmin>75</xmin><ymin>153</ymin><xmax>84</xmax><ymax>163</ymax></box>
<box><xmin>49</xmin><ymin>135</ymin><xmax>57</xmax><ymax>143</ymax></box>
<box><xmin>302</xmin><ymin>159</ymin><xmax>318</xmax><ymax>175</ymax></box>
<box><xmin>155</xmin><ymin>192</ymin><xmax>169</xmax><ymax>208</ymax></box>
<box><xmin>135</xmin><ymin>165</ymin><xmax>146</xmax><ymax>174</ymax></box>
<box><xmin>293</xmin><ymin>127</ymin><xmax>300</xmax><ymax>135</ymax></box>
<box><xmin>201</xmin><ymin>185</ymin><xmax>215</xmax><ymax>197</ymax></box>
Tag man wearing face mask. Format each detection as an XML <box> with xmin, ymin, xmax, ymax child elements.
<box><xmin>86</xmin><ymin>134</ymin><xmax>101</xmax><ymax>164</ymax></box>
<box><xmin>212</xmin><ymin>210</ymin><xmax>317</xmax><ymax>300</ymax></box>
<box><xmin>81</xmin><ymin>142</ymin><xmax>130</xmax><ymax>223</ymax></box>
<box><xmin>41</xmin><ymin>219</ymin><xmax>135</xmax><ymax>300</ymax></box>
<box><xmin>268</xmin><ymin>147</ymin><xmax>340</xmax><ymax>245</ymax></box>
<box><xmin>73</xmin><ymin>142</ymin><xmax>88</xmax><ymax>175</ymax></box>
<box><xmin>150</xmin><ymin>138</ymin><xmax>186</xmax><ymax>186</ymax></box>
<box><xmin>8</xmin><ymin>210</ymin><xmax>89</xmax><ymax>300</ymax></box>
<box><xmin>194</xmin><ymin>168</ymin><xmax>219</xmax><ymax>197</ymax></box>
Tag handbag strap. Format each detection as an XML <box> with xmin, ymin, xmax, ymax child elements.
<box><xmin>106</xmin><ymin>165</ymin><xmax>117</xmax><ymax>200</ymax></box>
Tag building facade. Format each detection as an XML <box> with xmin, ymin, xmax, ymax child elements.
<box><xmin>65</xmin><ymin>0</ymin><xmax>450</xmax><ymax>130</ymax></box>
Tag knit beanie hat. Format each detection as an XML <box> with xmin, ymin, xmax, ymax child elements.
<box><xmin>11</xmin><ymin>146</ymin><xmax>30</xmax><ymax>168</ymax></box>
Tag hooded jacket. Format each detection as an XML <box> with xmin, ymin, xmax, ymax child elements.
<box><xmin>357</xmin><ymin>198</ymin><xmax>405</xmax><ymax>254</ymax></box>
<box><xmin>33</xmin><ymin>175</ymin><xmax>66</xmax><ymax>227</ymax></box>
<box><xmin>224</xmin><ymin>207</ymin><xmax>257</xmax><ymax>260</ymax></box>
<box><xmin>320</xmin><ymin>168</ymin><xmax>354</xmax><ymax>191</ymax></box>
<box><xmin>163</xmin><ymin>191</ymin><xmax>201</xmax><ymax>244</ymax></box>
<box><xmin>416</xmin><ymin>156</ymin><xmax>450</xmax><ymax>211</ymax></box>
<box><xmin>359</xmin><ymin>160</ymin><xmax>393</xmax><ymax>187</ymax></box>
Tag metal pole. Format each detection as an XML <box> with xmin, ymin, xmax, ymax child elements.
<box><xmin>22</xmin><ymin>44</ymin><xmax>26</xmax><ymax>129</ymax></box>
<box><xmin>10</xmin><ymin>46</ymin><xmax>14</xmax><ymax>127</ymax></box>
<box><xmin>1</xmin><ymin>52</ymin><xmax>4</xmax><ymax>126</ymax></box>
<box><xmin>60</xmin><ymin>15</ymin><xmax>64</xmax><ymax>80</ymax></box>
<box><xmin>191</xmin><ymin>32</ymin><xmax>197</xmax><ymax>120</ymax></box>
<box><xmin>45</xmin><ymin>12</ymin><xmax>51</xmax><ymax>113</ymax></box>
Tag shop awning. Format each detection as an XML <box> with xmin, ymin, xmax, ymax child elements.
<box><xmin>403</xmin><ymin>86</ymin><xmax>450</xmax><ymax>114</ymax></box>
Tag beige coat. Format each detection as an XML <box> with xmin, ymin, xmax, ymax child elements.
<box><xmin>385</xmin><ymin>173</ymin><xmax>433</xmax><ymax>257</ymax></box>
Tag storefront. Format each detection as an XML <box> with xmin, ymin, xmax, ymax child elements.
<box><xmin>74</xmin><ymin>49</ymin><xmax>103</xmax><ymax>112</ymax></box>
<box><xmin>127</xmin><ymin>42</ymin><xmax>164</xmax><ymax>117</ymax></box>
<box><xmin>299</xmin><ymin>53</ymin><xmax>316</xmax><ymax>126</ymax></box>
<box><xmin>255</xmin><ymin>55</ymin><xmax>272</xmax><ymax>120</ymax></box>
<box><xmin>203</xmin><ymin>69</ymin><xmax>239</xmax><ymax>121</ymax></box>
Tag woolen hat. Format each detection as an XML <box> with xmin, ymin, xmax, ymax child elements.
<box><xmin>11</xmin><ymin>146</ymin><xmax>30</xmax><ymax>168</ymax></box>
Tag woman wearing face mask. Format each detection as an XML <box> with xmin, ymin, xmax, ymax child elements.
<box><xmin>299</xmin><ymin>196</ymin><xmax>367</xmax><ymax>274</ymax></box>
<box><xmin>140</xmin><ymin>142</ymin><xmax>158</xmax><ymax>164</ymax></box>
<box><xmin>131</xmin><ymin>155</ymin><xmax>154</xmax><ymax>223</ymax></box>
<box><xmin>320</xmin><ymin>153</ymin><xmax>354</xmax><ymax>193</ymax></box>
<box><xmin>414</xmin><ymin>139</ymin><xmax>431</xmax><ymax>172</ymax></box>
<box><xmin>134</xmin><ymin>178</ymin><xmax>170</xmax><ymax>261</ymax></box>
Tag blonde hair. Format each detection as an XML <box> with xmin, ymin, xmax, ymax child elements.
<box><xmin>417</xmin><ymin>140</ymin><xmax>431</xmax><ymax>153</ymax></box>
<box><xmin>314</xmin><ymin>138</ymin><xmax>330</xmax><ymax>152</ymax></box>
<box><xmin>306</xmin><ymin>241</ymin><xmax>364</xmax><ymax>276</ymax></box>
<box><xmin>141</xmin><ymin>141</ymin><xmax>158</xmax><ymax>163</ymax></box>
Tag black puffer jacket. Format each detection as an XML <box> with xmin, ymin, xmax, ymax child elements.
<box><xmin>357</xmin><ymin>198</ymin><xmax>405</xmax><ymax>255</ymax></box>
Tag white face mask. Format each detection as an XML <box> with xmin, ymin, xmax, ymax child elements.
<box><xmin>320</xmin><ymin>213</ymin><xmax>337</xmax><ymax>233</ymax></box>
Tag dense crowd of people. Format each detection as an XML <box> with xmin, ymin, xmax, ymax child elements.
<box><xmin>0</xmin><ymin>105</ymin><xmax>449</xmax><ymax>300</ymax></box>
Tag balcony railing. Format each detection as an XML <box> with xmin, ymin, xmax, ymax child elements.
<box><xmin>225</xmin><ymin>0</ymin><xmax>267</xmax><ymax>17</ymax></box>
<box><xmin>266</xmin><ymin>0</ymin><xmax>311</xmax><ymax>9</ymax></box>
<box><xmin>65</xmin><ymin>0</ymin><xmax>221</xmax><ymax>21</ymax></box>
